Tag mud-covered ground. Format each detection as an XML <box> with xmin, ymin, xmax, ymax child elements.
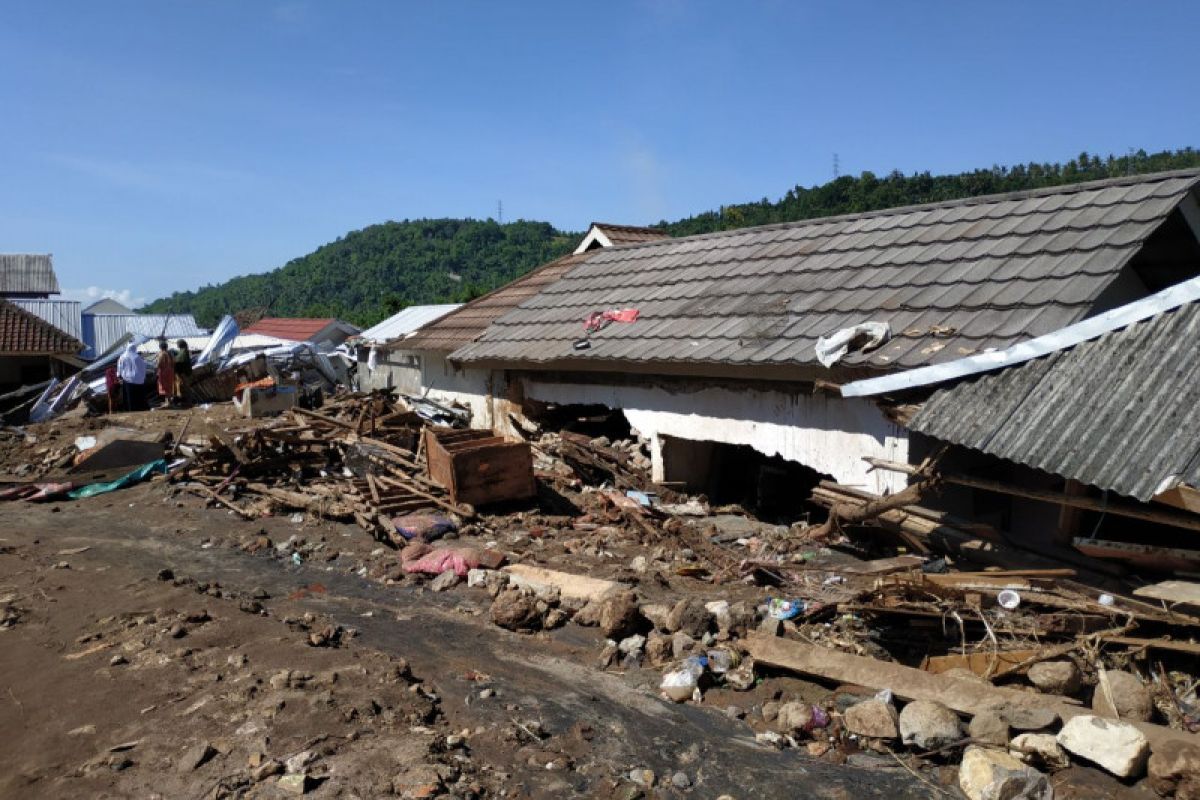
<box><xmin>0</xmin><ymin>476</ymin><xmax>932</xmax><ymax>799</ymax></box>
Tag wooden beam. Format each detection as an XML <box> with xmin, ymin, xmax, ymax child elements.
<box><xmin>864</xmin><ymin>457</ymin><xmax>1200</xmax><ymax>533</ymax></box>
<box><xmin>1153</xmin><ymin>485</ymin><xmax>1200</xmax><ymax>514</ymax></box>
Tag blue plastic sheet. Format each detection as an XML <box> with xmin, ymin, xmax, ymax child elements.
<box><xmin>67</xmin><ymin>459</ymin><xmax>169</xmax><ymax>499</ymax></box>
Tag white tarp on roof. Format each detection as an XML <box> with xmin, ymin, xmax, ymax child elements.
<box><xmin>358</xmin><ymin>304</ymin><xmax>461</xmax><ymax>344</ymax></box>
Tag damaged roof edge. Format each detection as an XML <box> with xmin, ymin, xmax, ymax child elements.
<box><xmin>840</xmin><ymin>272</ymin><xmax>1200</xmax><ymax>398</ymax></box>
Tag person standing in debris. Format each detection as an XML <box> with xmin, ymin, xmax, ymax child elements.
<box><xmin>105</xmin><ymin>364</ymin><xmax>120</xmax><ymax>414</ymax></box>
<box><xmin>173</xmin><ymin>339</ymin><xmax>193</xmax><ymax>401</ymax></box>
<box><xmin>117</xmin><ymin>342</ymin><xmax>147</xmax><ymax>412</ymax></box>
<box><xmin>155</xmin><ymin>339</ymin><xmax>175</xmax><ymax>406</ymax></box>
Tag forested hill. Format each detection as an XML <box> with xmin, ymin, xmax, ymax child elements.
<box><xmin>659</xmin><ymin>148</ymin><xmax>1200</xmax><ymax>236</ymax></box>
<box><xmin>142</xmin><ymin>220</ymin><xmax>578</xmax><ymax>328</ymax></box>
<box><xmin>144</xmin><ymin>148</ymin><xmax>1200</xmax><ymax>328</ymax></box>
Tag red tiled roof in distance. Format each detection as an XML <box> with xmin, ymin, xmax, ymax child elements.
<box><xmin>0</xmin><ymin>298</ymin><xmax>84</xmax><ymax>354</ymax></box>
<box><xmin>243</xmin><ymin>317</ymin><xmax>337</xmax><ymax>342</ymax></box>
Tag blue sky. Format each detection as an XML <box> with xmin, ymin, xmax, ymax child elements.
<box><xmin>2</xmin><ymin>1</ymin><xmax>1197</xmax><ymax>305</ymax></box>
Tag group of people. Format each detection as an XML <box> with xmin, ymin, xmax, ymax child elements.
<box><xmin>106</xmin><ymin>339</ymin><xmax>194</xmax><ymax>413</ymax></box>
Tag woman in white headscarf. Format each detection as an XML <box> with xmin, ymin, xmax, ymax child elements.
<box><xmin>116</xmin><ymin>342</ymin><xmax>147</xmax><ymax>412</ymax></box>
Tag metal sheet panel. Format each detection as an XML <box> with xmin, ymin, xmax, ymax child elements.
<box><xmin>0</xmin><ymin>254</ymin><xmax>59</xmax><ymax>295</ymax></box>
<box><xmin>910</xmin><ymin>301</ymin><xmax>1200</xmax><ymax>500</ymax></box>
<box><xmin>9</xmin><ymin>300</ymin><xmax>82</xmax><ymax>340</ymax></box>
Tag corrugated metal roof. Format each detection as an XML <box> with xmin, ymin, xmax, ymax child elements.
<box><xmin>83</xmin><ymin>313</ymin><xmax>209</xmax><ymax>359</ymax></box>
<box><xmin>358</xmin><ymin>304</ymin><xmax>461</xmax><ymax>344</ymax></box>
<box><xmin>0</xmin><ymin>299</ymin><xmax>83</xmax><ymax>354</ymax></box>
<box><xmin>910</xmin><ymin>301</ymin><xmax>1200</xmax><ymax>501</ymax></box>
<box><xmin>0</xmin><ymin>254</ymin><xmax>60</xmax><ymax>295</ymax></box>
<box><xmin>452</xmin><ymin>170</ymin><xmax>1200</xmax><ymax>375</ymax></box>
<box><xmin>9</xmin><ymin>299</ymin><xmax>82</xmax><ymax>340</ymax></box>
<box><xmin>403</xmin><ymin>253</ymin><xmax>592</xmax><ymax>352</ymax></box>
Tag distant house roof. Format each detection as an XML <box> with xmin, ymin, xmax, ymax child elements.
<box><xmin>453</xmin><ymin>169</ymin><xmax>1200</xmax><ymax>377</ymax></box>
<box><xmin>358</xmin><ymin>304</ymin><xmax>462</xmax><ymax>345</ymax></box>
<box><xmin>0</xmin><ymin>299</ymin><xmax>83</xmax><ymax>354</ymax></box>
<box><xmin>243</xmin><ymin>317</ymin><xmax>360</xmax><ymax>343</ymax></box>
<box><xmin>574</xmin><ymin>222</ymin><xmax>671</xmax><ymax>254</ymax></box>
<box><xmin>0</xmin><ymin>254</ymin><xmax>60</xmax><ymax>296</ymax></box>
<box><xmin>402</xmin><ymin>253</ymin><xmax>592</xmax><ymax>353</ymax></box>
<box><xmin>910</xmin><ymin>292</ymin><xmax>1200</xmax><ymax>502</ymax></box>
<box><xmin>9</xmin><ymin>299</ymin><xmax>82</xmax><ymax>341</ymax></box>
<box><xmin>82</xmin><ymin>313</ymin><xmax>209</xmax><ymax>359</ymax></box>
<box><xmin>82</xmin><ymin>298</ymin><xmax>132</xmax><ymax>314</ymax></box>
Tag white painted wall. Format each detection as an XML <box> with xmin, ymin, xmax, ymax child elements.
<box><xmin>520</xmin><ymin>378</ymin><xmax>909</xmax><ymax>494</ymax></box>
<box><xmin>419</xmin><ymin>352</ymin><xmax>499</xmax><ymax>429</ymax></box>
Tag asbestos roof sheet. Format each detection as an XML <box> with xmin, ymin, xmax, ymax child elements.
<box><xmin>452</xmin><ymin>170</ymin><xmax>1200</xmax><ymax>374</ymax></box>
<box><xmin>9</xmin><ymin>299</ymin><xmax>82</xmax><ymax>340</ymax></box>
<box><xmin>0</xmin><ymin>299</ymin><xmax>83</xmax><ymax>354</ymax></box>
<box><xmin>403</xmin><ymin>253</ymin><xmax>592</xmax><ymax>352</ymax></box>
<box><xmin>910</xmin><ymin>301</ymin><xmax>1200</xmax><ymax>501</ymax></box>
<box><xmin>0</xmin><ymin>254</ymin><xmax>60</xmax><ymax>295</ymax></box>
<box><xmin>358</xmin><ymin>304</ymin><xmax>462</xmax><ymax>344</ymax></box>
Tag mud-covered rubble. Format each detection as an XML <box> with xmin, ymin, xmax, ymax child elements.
<box><xmin>4</xmin><ymin>391</ymin><xmax>1200</xmax><ymax>797</ymax></box>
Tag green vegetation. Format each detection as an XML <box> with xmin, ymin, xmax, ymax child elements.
<box><xmin>660</xmin><ymin>148</ymin><xmax>1200</xmax><ymax>236</ymax></box>
<box><xmin>142</xmin><ymin>219</ymin><xmax>577</xmax><ymax>328</ymax></box>
<box><xmin>143</xmin><ymin>148</ymin><xmax>1200</xmax><ymax>328</ymax></box>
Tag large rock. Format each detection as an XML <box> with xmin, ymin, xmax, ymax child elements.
<box><xmin>1027</xmin><ymin>660</ymin><xmax>1082</xmax><ymax>695</ymax></box>
<box><xmin>489</xmin><ymin>589</ymin><xmax>543</xmax><ymax>632</ymax></box>
<box><xmin>1057</xmin><ymin>714</ymin><xmax>1149</xmax><ymax>778</ymax></box>
<box><xmin>958</xmin><ymin>746</ymin><xmax>1052</xmax><ymax>800</ymax></box>
<box><xmin>1009</xmin><ymin>733</ymin><xmax>1069</xmax><ymax>771</ymax></box>
<box><xmin>1092</xmin><ymin>670</ymin><xmax>1153</xmax><ymax>722</ymax></box>
<box><xmin>898</xmin><ymin>700</ymin><xmax>961</xmax><ymax>750</ymax></box>
<box><xmin>1148</xmin><ymin>740</ymin><xmax>1200</xmax><ymax>798</ymax></box>
<box><xmin>599</xmin><ymin>591</ymin><xmax>644</xmax><ymax>640</ymax></box>
<box><xmin>967</xmin><ymin>711</ymin><xmax>1011</xmax><ymax>747</ymax></box>
<box><xmin>666</xmin><ymin>598</ymin><xmax>711</xmax><ymax>638</ymax></box>
<box><xmin>843</xmin><ymin>698</ymin><xmax>899</xmax><ymax>740</ymax></box>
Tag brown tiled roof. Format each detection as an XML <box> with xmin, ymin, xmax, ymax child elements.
<box><xmin>0</xmin><ymin>299</ymin><xmax>84</xmax><ymax>354</ymax></box>
<box><xmin>244</xmin><ymin>317</ymin><xmax>339</xmax><ymax>341</ymax></box>
<box><xmin>590</xmin><ymin>223</ymin><xmax>670</xmax><ymax>246</ymax></box>
<box><xmin>452</xmin><ymin>170</ymin><xmax>1200</xmax><ymax>377</ymax></box>
<box><xmin>401</xmin><ymin>253</ymin><xmax>594</xmax><ymax>352</ymax></box>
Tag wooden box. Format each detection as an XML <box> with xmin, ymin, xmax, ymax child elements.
<box><xmin>423</xmin><ymin>427</ymin><xmax>536</xmax><ymax>507</ymax></box>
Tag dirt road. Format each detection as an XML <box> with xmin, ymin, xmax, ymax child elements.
<box><xmin>0</xmin><ymin>484</ymin><xmax>930</xmax><ymax>798</ymax></box>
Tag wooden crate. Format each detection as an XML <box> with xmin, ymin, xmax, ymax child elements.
<box><xmin>423</xmin><ymin>427</ymin><xmax>536</xmax><ymax>507</ymax></box>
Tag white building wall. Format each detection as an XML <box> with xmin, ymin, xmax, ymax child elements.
<box><xmin>520</xmin><ymin>378</ymin><xmax>909</xmax><ymax>495</ymax></box>
<box><xmin>419</xmin><ymin>352</ymin><xmax>500</xmax><ymax>430</ymax></box>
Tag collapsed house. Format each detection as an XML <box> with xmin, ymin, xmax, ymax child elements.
<box><xmin>80</xmin><ymin>299</ymin><xmax>209</xmax><ymax>359</ymax></box>
<box><xmin>243</xmin><ymin>317</ymin><xmax>362</xmax><ymax>351</ymax></box>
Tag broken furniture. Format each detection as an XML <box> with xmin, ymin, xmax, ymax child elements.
<box><xmin>423</xmin><ymin>427</ymin><xmax>535</xmax><ymax>507</ymax></box>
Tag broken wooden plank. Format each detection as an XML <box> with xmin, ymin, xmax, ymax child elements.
<box><xmin>921</xmin><ymin>649</ymin><xmax>1040</xmax><ymax>679</ymax></box>
<box><xmin>502</xmin><ymin>564</ymin><xmax>625</xmax><ymax>608</ymax></box>
<box><xmin>1097</xmin><ymin>635</ymin><xmax>1200</xmax><ymax>656</ymax></box>
<box><xmin>1132</xmin><ymin>580</ymin><xmax>1200</xmax><ymax>610</ymax></box>
<box><xmin>745</xmin><ymin>632</ymin><xmax>1195</xmax><ymax>750</ymax></box>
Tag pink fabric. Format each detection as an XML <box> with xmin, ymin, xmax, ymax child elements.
<box><xmin>403</xmin><ymin>547</ymin><xmax>482</xmax><ymax>577</ymax></box>
<box><xmin>583</xmin><ymin>308</ymin><xmax>640</xmax><ymax>333</ymax></box>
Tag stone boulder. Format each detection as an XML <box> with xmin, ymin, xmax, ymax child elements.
<box><xmin>843</xmin><ymin>698</ymin><xmax>899</xmax><ymax>740</ymax></box>
<box><xmin>1147</xmin><ymin>740</ymin><xmax>1200</xmax><ymax>798</ymax></box>
<box><xmin>958</xmin><ymin>746</ymin><xmax>1052</xmax><ymax>800</ymax></box>
<box><xmin>1027</xmin><ymin>660</ymin><xmax>1082</xmax><ymax>695</ymax></box>
<box><xmin>898</xmin><ymin>700</ymin><xmax>962</xmax><ymax>750</ymax></box>
<box><xmin>598</xmin><ymin>591</ymin><xmax>644</xmax><ymax>640</ymax></box>
<box><xmin>1092</xmin><ymin>670</ymin><xmax>1153</xmax><ymax>722</ymax></box>
<box><xmin>1009</xmin><ymin>733</ymin><xmax>1070</xmax><ymax>771</ymax></box>
<box><xmin>967</xmin><ymin>711</ymin><xmax>1011</xmax><ymax>747</ymax></box>
<box><xmin>1056</xmin><ymin>714</ymin><xmax>1149</xmax><ymax>778</ymax></box>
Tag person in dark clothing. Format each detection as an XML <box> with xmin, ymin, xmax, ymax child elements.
<box><xmin>173</xmin><ymin>339</ymin><xmax>193</xmax><ymax>399</ymax></box>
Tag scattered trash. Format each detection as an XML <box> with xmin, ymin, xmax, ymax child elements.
<box><xmin>997</xmin><ymin>589</ymin><xmax>1022</xmax><ymax>609</ymax></box>
<box><xmin>767</xmin><ymin>598</ymin><xmax>806</xmax><ymax>620</ymax></box>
